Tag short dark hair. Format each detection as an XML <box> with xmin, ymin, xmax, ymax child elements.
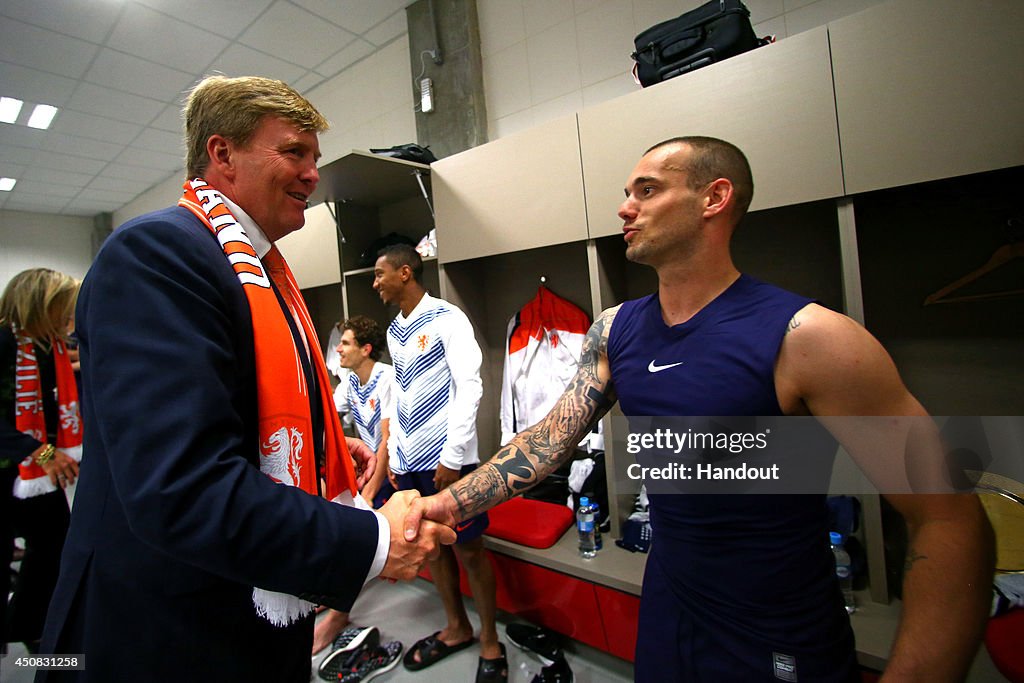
<box><xmin>342</xmin><ymin>315</ymin><xmax>385</xmax><ymax>361</ymax></box>
<box><xmin>646</xmin><ymin>136</ymin><xmax>754</xmax><ymax>219</ymax></box>
<box><xmin>378</xmin><ymin>243</ymin><xmax>423</xmax><ymax>283</ymax></box>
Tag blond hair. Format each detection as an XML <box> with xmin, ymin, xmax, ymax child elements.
<box><xmin>0</xmin><ymin>268</ymin><xmax>80</xmax><ymax>345</ymax></box>
<box><xmin>184</xmin><ymin>75</ymin><xmax>329</xmax><ymax>179</ymax></box>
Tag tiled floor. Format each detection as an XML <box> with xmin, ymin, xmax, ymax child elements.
<box><xmin>2</xmin><ymin>577</ymin><xmax>634</xmax><ymax>683</ymax></box>
<box><xmin>313</xmin><ymin>579</ymin><xmax>633</xmax><ymax>683</ymax></box>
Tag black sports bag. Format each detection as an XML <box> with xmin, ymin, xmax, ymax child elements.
<box><xmin>631</xmin><ymin>0</ymin><xmax>769</xmax><ymax>87</ymax></box>
<box><xmin>369</xmin><ymin>143</ymin><xmax>438</xmax><ymax>164</ymax></box>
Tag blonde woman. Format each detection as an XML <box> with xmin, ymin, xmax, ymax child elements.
<box><xmin>1</xmin><ymin>267</ymin><xmax>81</xmax><ymax>653</ymax></box>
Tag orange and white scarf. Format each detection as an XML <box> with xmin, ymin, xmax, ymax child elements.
<box><xmin>13</xmin><ymin>328</ymin><xmax>82</xmax><ymax>499</ymax></box>
<box><xmin>179</xmin><ymin>178</ymin><xmax>358</xmax><ymax>626</ymax></box>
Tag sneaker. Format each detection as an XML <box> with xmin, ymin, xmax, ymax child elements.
<box><xmin>318</xmin><ymin>626</ymin><xmax>380</xmax><ymax>681</ymax></box>
<box><xmin>334</xmin><ymin>625</ymin><xmax>380</xmax><ymax>653</ymax></box>
<box><xmin>531</xmin><ymin>654</ymin><xmax>573</xmax><ymax>683</ymax></box>
<box><xmin>338</xmin><ymin>641</ymin><xmax>403</xmax><ymax>683</ymax></box>
<box><xmin>506</xmin><ymin>624</ymin><xmax>562</xmax><ymax>666</ymax></box>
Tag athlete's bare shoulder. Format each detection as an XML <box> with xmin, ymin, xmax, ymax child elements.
<box><xmin>778</xmin><ymin>303</ymin><xmax>912</xmax><ymax>416</ymax></box>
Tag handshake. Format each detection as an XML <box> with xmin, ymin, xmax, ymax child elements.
<box><xmin>344</xmin><ymin>437</ymin><xmax>473</xmax><ymax>582</ymax></box>
<box><xmin>375</xmin><ymin>489</ymin><xmax>459</xmax><ymax>581</ymax></box>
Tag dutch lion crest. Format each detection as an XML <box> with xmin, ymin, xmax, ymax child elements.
<box><xmin>60</xmin><ymin>401</ymin><xmax>81</xmax><ymax>435</ymax></box>
<box><xmin>260</xmin><ymin>426</ymin><xmax>304</xmax><ymax>486</ymax></box>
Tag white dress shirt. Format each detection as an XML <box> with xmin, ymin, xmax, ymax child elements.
<box><xmin>223</xmin><ymin>195</ymin><xmax>389</xmax><ymax>583</ymax></box>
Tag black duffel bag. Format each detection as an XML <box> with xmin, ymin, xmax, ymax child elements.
<box><xmin>631</xmin><ymin>0</ymin><xmax>768</xmax><ymax>87</ymax></box>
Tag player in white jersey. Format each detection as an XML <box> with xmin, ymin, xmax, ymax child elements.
<box><xmin>337</xmin><ymin>315</ymin><xmax>395</xmax><ymax>507</ymax></box>
<box><xmin>312</xmin><ymin>316</ymin><xmax>395</xmax><ymax>660</ymax></box>
<box><xmin>374</xmin><ymin>245</ymin><xmax>506</xmax><ymax>682</ymax></box>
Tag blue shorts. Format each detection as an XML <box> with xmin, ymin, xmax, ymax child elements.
<box><xmin>635</xmin><ymin>547</ymin><xmax>858</xmax><ymax>682</ymax></box>
<box><xmin>369</xmin><ymin>479</ymin><xmax>396</xmax><ymax>510</ymax></box>
<box><xmin>394</xmin><ymin>464</ymin><xmax>489</xmax><ymax>544</ymax></box>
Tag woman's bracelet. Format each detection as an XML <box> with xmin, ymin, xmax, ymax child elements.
<box><xmin>34</xmin><ymin>443</ymin><xmax>56</xmax><ymax>466</ymax></box>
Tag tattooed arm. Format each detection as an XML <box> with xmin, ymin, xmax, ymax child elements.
<box><xmin>404</xmin><ymin>306</ymin><xmax>620</xmax><ymax>533</ymax></box>
<box><xmin>776</xmin><ymin>304</ymin><xmax>994</xmax><ymax>682</ymax></box>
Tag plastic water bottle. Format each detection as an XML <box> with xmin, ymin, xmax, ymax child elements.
<box><xmin>589</xmin><ymin>497</ymin><xmax>603</xmax><ymax>551</ymax></box>
<box><xmin>830</xmin><ymin>532</ymin><xmax>856</xmax><ymax>614</ymax></box>
<box><xmin>577</xmin><ymin>496</ymin><xmax>597</xmax><ymax>558</ymax></box>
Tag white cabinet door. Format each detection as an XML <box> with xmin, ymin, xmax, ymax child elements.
<box><xmin>433</xmin><ymin>115</ymin><xmax>589</xmax><ymax>263</ymax></box>
<box><xmin>579</xmin><ymin>26</ymin><xmax>843</xmax><ymax>239</ymax></box>
<box><xmin>831</xmin><ymin>0</ymin><xmax>1024</xmax><ymax>194</ymax></box>
<box><xmin>277</xmin><ymin>203</ymin><xmax>341</xmax><ymax>289</ymax></box>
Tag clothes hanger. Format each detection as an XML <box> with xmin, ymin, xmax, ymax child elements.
<box><xmin>923</xmin><ymin>219</ymin><xmax>1024</xmax><ymax>305</ymax></box>
<box><xmin>537</xmin><ymin>275</ymin><xmax>551</xmax><ymax>296</ymax></box>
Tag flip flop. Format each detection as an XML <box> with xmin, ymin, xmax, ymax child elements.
<box><xmin>402</xmin><ymin>631</ymin><xmax>476</xmax><ymax>671</ymax></box>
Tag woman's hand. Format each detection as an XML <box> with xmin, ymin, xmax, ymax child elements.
<box><xmin>35</xmin><ymin>445</ymin><xmax>79</xmax><ymax>488</ymax></box>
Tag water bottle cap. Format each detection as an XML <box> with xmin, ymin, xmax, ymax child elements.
<box><xmin>580</xmin><ymin>496</ymin><xmax>590</xmax><ymax>506</ymax></box>
<box><xmin>829</xmin><ymin>531</ymin><xmax>843</xmax><ymax>544</ymax></box>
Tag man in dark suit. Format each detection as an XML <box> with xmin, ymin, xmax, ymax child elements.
<box><xmin>37</xmin><ymin>75</ymin><xmax>455</xmax><ymax>682</ymax></box>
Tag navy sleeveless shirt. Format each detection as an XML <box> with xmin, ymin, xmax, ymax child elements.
<box><xmin>609</xmin><ymin>275</ymin><xmax>857</xmax><ymax>681</ymax></box>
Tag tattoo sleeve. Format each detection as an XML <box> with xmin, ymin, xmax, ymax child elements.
<box><xmin>448</xmin><ymin>308</ymin><xmax>619</xmax><ymax>519</ymax></box>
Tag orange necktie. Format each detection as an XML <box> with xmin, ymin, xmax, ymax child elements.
<box><xmin>262</xmin><ymin>246</ymin><xmax>310</xmax><ymax>354</ymax></box>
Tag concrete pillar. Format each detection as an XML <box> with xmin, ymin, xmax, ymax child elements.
<box><xmin>92</xmin><ymin>212</ymin><xmax>113</xmax><ymax>257</ymax></box>
<box><xmin>406</xmin><ymin>0</ymin><xmax>487</xmax><ymax>159</ymax></box>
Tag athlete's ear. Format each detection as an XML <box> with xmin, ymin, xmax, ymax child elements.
<box><xmin>702</xmin><ymin>178</ymin><xmax>733</xmax><ymax>220</ymax></box>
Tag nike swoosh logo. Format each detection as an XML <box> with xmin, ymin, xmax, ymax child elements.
<box><xmin>648</xmin><ymin>360</ymin><xmax>684</xmax><ymax>373</ymax></box>
<box><xmin>456</xmin><ymin>521</ymin><xmax>473</xmax><ymax>532</ymax></box>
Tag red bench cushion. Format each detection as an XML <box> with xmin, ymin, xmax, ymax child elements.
<box><xmin>485</xmin><ymin>497</ymin><xmax>574</xmax><ymax>549</ymax></box>
<box><xmin>987</xmin><ymin>607</ymin><xmax>1024</xmax><ymax>683</ymax></box>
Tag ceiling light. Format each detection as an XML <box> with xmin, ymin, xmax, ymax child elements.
<box><xmin>27</xmin><ymin>104</ymin><xmax>58</xmax><ymax>130</ymax></box>
<box><xmin>0</xmin><ymin>178</ymin><xmax>16</xmax><ymax>192</ymax></box>
<box><xmin>0</xmin><ymin>97</ymin><xmax>23</xmax><ymax>124</ymax></box>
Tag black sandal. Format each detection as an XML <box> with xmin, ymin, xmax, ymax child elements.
<box><xmin>402</xmin><ymin>631</ymin><xmax>476</xmax><ymax>671</ymax></box>
<box><xmin>476</xmin><ymin>643</ymin><xmax>508</xmax><ymax>683</ymax></box>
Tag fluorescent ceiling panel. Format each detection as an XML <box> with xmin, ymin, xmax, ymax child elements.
<box><xmin>27</xmin><ymin>104</ymin><xmax>58</xmax><ymax>129</ymax></box>
<box><xmin>0</xmin><ymin>97</ymin><xmax>24</xmax><ymax>124</ymax></box>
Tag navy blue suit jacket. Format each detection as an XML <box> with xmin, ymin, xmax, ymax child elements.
<box><xmin>39</xmin><ymin>207</ymin><xmax>380</xmax><ymax>682</ymax></box>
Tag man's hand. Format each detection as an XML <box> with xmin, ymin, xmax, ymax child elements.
<box><xmin>346</xmin><ymin>437</ymin><xmax>376</xmax><ymax>489</ymax></box>
<box><xmin>378</xmin><ymin>490</ymin><xmax>456</xmax><ymax>581</ymax></box>
<box><xmin>433</xmin><ymin>463</ymin><xmax>460</xmax><ymax>492</ymax></box>
<box><xmin>403</xmin><ymin>492</ymin><xmax>459</xmax><ymax>542</ymax></box>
